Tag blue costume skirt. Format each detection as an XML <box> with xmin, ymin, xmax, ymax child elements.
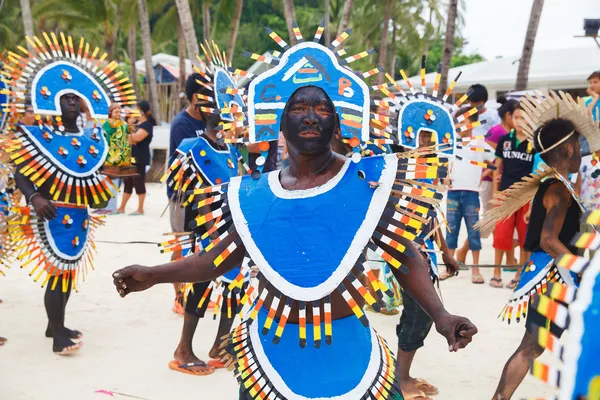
<box><xmin>9</xmin><ymin>203</ymin><xmax>102</xmax><ymax>291</ymax></box>
<box><xmin>502</xmin><ymin>251</ymin><xmax>578</xmax><ymax>323</ymax></box>
<box><xmin>228</xmin><ymin>307</ymin><xmax>403</xmax><ymax>400</ymax></box>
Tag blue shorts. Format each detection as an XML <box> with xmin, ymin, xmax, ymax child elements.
<box><xmin>446</xmin><ymin>190</ymin><xmax>482</xmax><ymax>251</ymax></box>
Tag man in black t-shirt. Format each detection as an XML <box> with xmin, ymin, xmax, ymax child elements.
<box><xmin>491</xmin><ymin>105</ymin><xmax>536</xmax><ymax>289</ymax></box>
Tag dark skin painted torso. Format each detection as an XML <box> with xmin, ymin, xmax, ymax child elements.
<box><xmin>114</xmin><ymin>86</ymin><xmax>478</xmax><ymax>351</ymax></box>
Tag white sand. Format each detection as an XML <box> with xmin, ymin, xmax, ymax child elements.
<box><xmin>0</xmin><ymin>183</ymin><xmax>555</xmax><ymax>400</ymax></box>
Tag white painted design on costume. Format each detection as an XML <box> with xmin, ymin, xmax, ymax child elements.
<box><xmin>267</xmin><ymin>158</ymin><xmax>350</xmax><ymax>199</ymax></box>
<box><xmin>248</xmin><ymin>316</ymin><xmax>382</xmax><ymax>400</ymax></box>
<box><xmin>228</xmin><ymin>154</ymin><xmax>398</xmax><ymax>301</ymax></box>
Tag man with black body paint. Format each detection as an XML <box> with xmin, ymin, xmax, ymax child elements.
<box><xmin>15</xmin><ymin>93</ymin><xmax>92</xmax><ymax>355</ymax></box>
<box><xmin>113</xmin><ymin>86</ymin><xmax>478</xmax><ymax>399</ymax></box>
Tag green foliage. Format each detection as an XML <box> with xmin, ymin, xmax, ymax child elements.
<box><xmin>396</xmin><ymin>37</ymin><xmax>485</xmax><ymax>78</ymax></box>
<box><xmin>1</xmin><ymin>0</ymin><xmax>484</xmax><ymax>82</ymax></box>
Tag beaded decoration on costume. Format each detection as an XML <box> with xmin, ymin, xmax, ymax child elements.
<box><xmin>527</xmin><ymin>210</ymin><xmax>600</xmax><ymax>400</ymax></box>
<box><xmin>0</xmin><ymin>187</ymin><xmax>17</xmax><ymax>275</ymax></box>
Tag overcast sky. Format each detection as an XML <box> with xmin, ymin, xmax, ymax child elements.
<box><xmin>461</xmin><ymin>0</ymin><xmax>600</xmax><ymax>60</ymax></box>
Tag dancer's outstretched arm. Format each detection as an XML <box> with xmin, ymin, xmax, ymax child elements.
<box><xmin>373</xmin><ymin>229</ymin><xmax>478</xmax><ymax>352</ymax></box>
<box><xmin>113</xmin><ymin>231</ymin><xmax>245</xmax><ymax>297</ymax></box>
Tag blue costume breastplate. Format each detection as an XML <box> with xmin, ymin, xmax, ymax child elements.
<box><xmin>228</xmin><ymin>155</ymin><xmax>397</xmax><ymax>301</ymax></box>
<box><xmin>11</xmin><ymin>125</ymin><xmax>113</xmax><ymax>206</ymax></box>
<box><xmin>20</xmin><ymin>125</ymin><xmax>107</xmax><ymax>176</ymax></box>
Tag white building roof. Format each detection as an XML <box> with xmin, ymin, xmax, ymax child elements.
<box><xmin>402</xmin><ymin>46</ymin><xmax>600</xmax><ymax>92</ymax></box>
<box><xmin>135</xmin><ymin>53</ymin><xmax>194</xmax><ymax>76</ymax></box>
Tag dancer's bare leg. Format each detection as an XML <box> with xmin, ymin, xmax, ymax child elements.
<box><xmin>492</xmin><ymin>330</ymin><xmax>544</xmax><ymax>399</ymax></box>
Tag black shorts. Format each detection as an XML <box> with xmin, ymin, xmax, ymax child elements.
<box><xmin>525</xmin><ymin>303</ymin><xmax>566</xmax><ymax>339</ymax></box>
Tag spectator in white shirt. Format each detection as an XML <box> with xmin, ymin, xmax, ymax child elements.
<box><xmin>443</xmin><ymin>107</ymin><xmax>495</xmax><ymax>284</ymax></box>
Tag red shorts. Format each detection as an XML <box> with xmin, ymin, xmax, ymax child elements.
<box><xmin>493</xmin><ymin>203</ymin><xmax>530</xmax><ymax>251</ymax></box>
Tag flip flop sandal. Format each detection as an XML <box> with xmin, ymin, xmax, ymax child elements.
<box><xmin>378</xmin><ymin>307</ymin><xmax>399</xmax><ymax>316</ymax></box>
<box><xmin>207</xmin><ymin>358</ymin><xmax>226</xmax><ymax>369</ymax></box>
<box><xmin>489</xmin><ymin>277</ymin><xmax>503</xmax><ymax>288</ymax></box>
<box><xmin>506</xmin><ymin>279</ymin><xmax>519</xmax><ymax>290</ymax></box>
<box><xmin>415</xmin><ymin>379</ymin><xmax>439</xmax><ymax>396</ymax></box>
<box><xmin>404</xmin><ymin>390</ymin><xmax>433</xmax><ymax>400</ymax></box>
<box><xmin>438</xmin><ymin>271</ymin><xmax>453</xmax><ymax>281</ymax></box>
<box><xmin>471</xmin><ymin>275</ymin><xmax>485</xmax><ymax>284</ymax></box>
<box><xmin>168</xmin><ymin>360</ymin><xmax>215</xmax><ymax>376</ymax></box>
<box><xmin>0</xmin><ymin>337</ymin><xmax>6</xmax><ymax>346</ymax></box>
<box><xmin>129</xmin><ymin>211</ymin><xmax>144</xmax><ymax>216</ymax></box>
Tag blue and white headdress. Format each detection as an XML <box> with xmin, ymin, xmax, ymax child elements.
<box><xmin>1</xmin><ymin>33</ymin><xmax>136</xmax><ymax>119</ymax></box>
<box><xmin>0</xmin><ymin>33</ymin><xmax>138</xmax><ymax>206</ymax></box>
<box><xmin>372</xmin><ymin>56</ymin><xmax>490</xmax><ymax>157</ymax></box>
<box><xmin>221</xmin><ymin>22</ymin><xmax>396</xmax><ymax>173</ymax></box>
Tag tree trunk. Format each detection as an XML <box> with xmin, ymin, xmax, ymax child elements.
<box><xmin>202</xmin><ymin>0</ymin><xmax>211</xmax><ymax>42</ymax></box>
<box><xmin>337</xmin><ymin>0</ymin><xmax>353</xmax><ymax>36</ymax></box>
<box><xmin>282</xmin><ymin>0</ymin><xmax>298</xmax><ymax>45</ymax></box>
<box><xmin>174</xmin><ymin>0</ymin><xmax>200</xmax><ymax>60</ymax></box>
<box><xmin>516</xmin><ymin>0</ymin><xmax>544</xmax><ymax>90</ymax></box>
<box><xmin>104</xmin><ymin>13</ymin><xmax>120</xmax><ymax>62</ymax></box>
<box><xmin>137</xmin><ymin>0</ymin><xmax>162</xmax><ymax>122</ymax></box>
<box><xmin>439</xmin><ymin>0</ymin><xmax>458</xmax><ymax>95</ymax></box>
<box><xmin>376</xmin><ymin>0</ymin><xmax>393</xmax><ymax>83</ymax></box>
<box><xmin>389</xmin><ymin>22</ymin><xmax>397</xmax><ymax>77</ymax></box>
<box><xmin>177</xmin><ymin>13</ymin><xmax>187</xmax><ymax>110</ymax></box>
<box><xmin>226</xmin><ymin>0</ymin><xmax>244</xmax><ymax>63</ymax></box>
<box><xmin>128</xmin><ymin>25</ymin><xmax>139</xmax><ymax>96</ymax></box>
<box><xmin>324</xmin><ymin>0</ymin><xmax>331</xmax><ymax>46</ymax></box>
<box><xmin>19</xmin><ymin>0</ymin><xmax>34</xmax><ymax>52</ymax></box>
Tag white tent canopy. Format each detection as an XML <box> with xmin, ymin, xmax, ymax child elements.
<box><xmin>135</xmin><ymin>53</ymin><xmax>194</xmax><ymax>76</ymax></box>
<box><xmin>401</xmin><ymin>46</ymin><xmax>600</xmax><ymax>97</ymax></box>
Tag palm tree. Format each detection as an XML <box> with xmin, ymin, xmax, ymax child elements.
<box><xmin>282</xmin><ymin>0</ymin><xmax>298</xmax><ymax>45</ymax></box>
<box><xmin>226</xmin><ymin>0</ymin><xmax>244</xmax><ymax>62</ymax></box>
<box><xmin>174</xmin><ymin>0</ymin><xmax>200</xmax><ymax>59</ymax></box>
<box><xmin>202</xmin><ymin>0</ymin><xmax>211</xmax><ymax>42</ymax></box>
<box><xmin>337</xmin><ymin>0</ymin><xmax>353</xmax><ymax>36</ymax></box>
<box><xmin>19</xmin><ymin>0</ymin><xmax>34</xmax><ymax>51</ymax></box>
<box><xmin>324</xmin><ymin>0</ymin><xmax>331</xmax><ymax>46</ymax></box>
<box><xmin>439</xmin><ymin>0</ymin><xmax>458</xmax><ymax>94</ymax></box>
<box><xmin>516</xmin><ymin>0</ymin><xmax>544</xmax><ymax>90</ymax></box>
<box><xmin>32</xmin><ymin>0</ymin><xmax>129</xmax><ymax>60</ymax></box>
<box><xmin>128</xmin><ymin>25</ymin><xmax>139</xmax><ymax>96</ymax></box>
<box><xmin>376</xmin><ymin>0</ymin><xmax>393</xmax><ymax>83</ymax></box>
<box><xmin>176</xmin><ymin>12</ymin><xmax>186</xmax><ymax>110</ymax></box>
<box><xmin>137</xmin><ymin>0</ymin><xmax>161</xmax><ymax>122</ymax></box>
<box><xmin>0</xmin><ymin>0</ymin><xmax>24</xmax><ymax>49</ymax></box>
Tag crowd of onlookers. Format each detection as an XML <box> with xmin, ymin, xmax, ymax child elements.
<box><xmin>441</xmin><ymin>71</ymin><xmax>600</xmax><ymax>287</ymax></box>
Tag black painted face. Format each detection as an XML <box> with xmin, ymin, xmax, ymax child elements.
<box><xmin>281</xmin><ymin>86</ymin><xmax>338</xmax><ymax>154</ymax></box>
<box><xmin>60</xmin><ymin>93</ymin><xmax>80</xmax><ymax>123</ymax></box>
